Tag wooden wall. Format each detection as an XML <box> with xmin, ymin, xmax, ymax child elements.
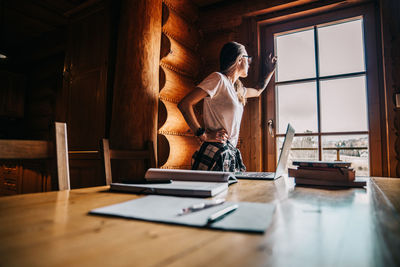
<box><xmin>0</xmin><ymin>71</ymin><xmax>25</xmax><ymax>139</ymax></box>
<box><xmin>158</xmin><ymin>0</ymin><xmax>201</xmax><ymax>169</ymax></box>
<box><xmin>379</xmin><ymin>0</ymin><xmax>400</xmax><ymax>177</ymax></box>
<box><xmin>26</xmin><ymin>53</ymin><xmax>65</xmax><ymax>140</ymax></box>
<box><xmin>0</xmin><ymin>0</ymin><xmax>117</xmax><ymax>194</ymax></box>
<box><xmin>62</xmin><ymin>2</ymin><xmax>112</xmax><ymax>188</ymax></box>
<box><xmin>0</xmin><ymin>29</ymin><xmax>66</xmax><ymax>195</ymax></box>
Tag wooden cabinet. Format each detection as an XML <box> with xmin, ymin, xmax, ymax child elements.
<box><xmin>0</xmin><ymin>161</ymin><xmax>51</xmax><ymax>196</ymax></box>
<box><xmin>0</xmin><ymin>163</ymin><xmax>20</xmax><ymax>195</ymax></box>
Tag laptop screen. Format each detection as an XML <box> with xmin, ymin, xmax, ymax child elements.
<box><xmin>274</xmin><ymin>124</ymin><xmax>295</xmax><ymax>178</ymax></box>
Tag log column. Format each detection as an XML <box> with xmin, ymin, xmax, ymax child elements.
<box><xmin>110</xmin><ymin>0</ymin><xmax>162</xmax><ymax>180</ymax></box>
<box><xmin>158</xmin><ymin>0</ymin><xmax>200</xmax><ymax>169</ymax></box>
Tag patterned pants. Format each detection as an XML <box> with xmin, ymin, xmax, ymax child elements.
<box><xmin>191</xmin><ymin>141</ymin><xmax>246</xmax><ymax>172</ymax></box>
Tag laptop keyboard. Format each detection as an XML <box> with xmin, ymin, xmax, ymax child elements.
<box><xmin>235</xmin><ymin>172</ymin><xmax>275</xmax><ymax>178</ymax></box>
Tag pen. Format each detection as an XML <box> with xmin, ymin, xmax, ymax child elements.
<box><xmin>178</xmin><ymin>199</ymin><xmax>225</xmax><ymax>215</ymax></box>
<box><xmin>206</xmin><ymin>204</ymin><xmax>239</xmax><ymax>224</ymax></box>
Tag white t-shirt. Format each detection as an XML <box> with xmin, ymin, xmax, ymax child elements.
<box><xmin>197</xmin><ymin>72</ymin><xmax>246</xmax><ymax>147</ymax></box>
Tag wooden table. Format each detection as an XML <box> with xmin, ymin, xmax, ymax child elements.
<box><xmin>0</xmin><ymin>177</ymin><xmax>399</xmax><ymax>267</ymax></box>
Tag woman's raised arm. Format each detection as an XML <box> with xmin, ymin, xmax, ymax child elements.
<box><xmin>245</xmin><ymin>53</ymin><xmax>277</xmax><ymax>98</ymax></box>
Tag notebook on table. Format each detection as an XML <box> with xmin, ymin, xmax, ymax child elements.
<box><xmin>110</xmin><ymin>181</ymin><xmax>228</xmax><ymax>198</ymax></box>
<box><xmin>90</xmin><ymin>195</ymin><xmax>276</xmax><ymax>233</ymax></box>
<box><xmin>110</xmin><ymin>169</ymin><xmax>236</xmax><ymax>197</ymax></box>
<box><xmin>235</xmin><ymin>123</ymin><xmax>295</xmax><ymax>180</ymax></box>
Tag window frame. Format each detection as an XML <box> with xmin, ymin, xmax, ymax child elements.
<box><xmin>259</xmin><ymin>4</ymin><xmax>383</xmax><ymax>176</ymax></box>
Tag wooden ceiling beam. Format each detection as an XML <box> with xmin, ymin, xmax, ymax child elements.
<box><xmin>198</xmin><ymin>0</ymin><xmax>372</xmax><ymax>32</ymax></box>
<box><xmin>30</xmin><ymin>0</ymin><xmax>76</xmax><ymax>16</ymax></box>
<box><xmin>4</xmin><ymin>0</ymin><xmax>67</xmax><ymax>27</ymax></box>
<box><xmin>199</xmin><ymin>0</ymin><xmax>316</xmax><ymax>32</ymax></box>
<box><xmin>256</xmin><ymin>0</ymin><xmax>372</xmax><ymax>25</ymax></box>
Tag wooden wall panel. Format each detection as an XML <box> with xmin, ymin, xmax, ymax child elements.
<box><xmin>162</xmin><ymin>3</ymin><xmax>199</xmax><ymax>50</ymax></box>
<box><xmin>157</xmin><ymin>134</ymin><xmax>170</xmax><ymax>167</ymax></box>
<box><xmin>163</xmin><ymin>0</ymin><xmax>198</xmax><ymax>24</ymax></box>
<box><xmin>240</xmin><ymin>98</ymin><xmax>263</xmax><ymax>171</ymax></box>
<box><xmin>158</xmin><ymin>99</ymin><xmax>191</xmax><ymax>135</ymax></box>
<box><xmin>198</xmin><ymin>29</ymin><xmax>237</xmax><ymax>83</ymax></box>
<box><xmin>67</xmin><ymin>70</ymin><xmax>105</xmax><ymax>149</ymax></box>
<box><xmin>61</xmin><ymin>1</ymin><xmax>113</xmax><ymax>186</ymax></box>
<box><xmin>238</xmin><ymin>18</ymin><xmax>263</xmax><ymax>172</ymax></box>
<box><xmin>0</xmin><ymin>71</ymin><xmax>25</xmax><ymax>119</ymax></box>
<box><xmin>159</xmin><ymin>65</ymin><xmax>194</xmax><ymax>103</ymax></box>
<box><xmin>159</xmin><ymin>0</ymin><xmax>200</xmax><ymax>170</ymax></box>
<box><xmin>20</xmin><ymin>162</ymin><xmax>51</xmax><ymax>193</ymax></box>
<box><xmin>64</xmin><ymin>9</ymin><xmax>108</xmax><ymax>150</ymax></box>
<box><xmin>25</xmin><ymin>53</ymin><xmax>65</xmax><ymax>140</ymax></box>
<box><xmin>379</xmin><ymin>0</ymin><xmax>400</xmax><ymax>177</ymax></box>
<box><xmin>69</xmin><ymin>159</ymin><xmax>104</xmax><ymax>188</ymax></box>
<box><xmin>201</xmin><ymin>31</ymin><xmax>236</xmax><ymax>62</ymax></box>
<box><xmin>160</xmin><ymin>33</ymin><xmax>200</xmax><ymax>77</ymax></box>
<box><xmin>161</xmin><ymin>135</ymin><xmax>200</xmax><ymax>169</ymax></box>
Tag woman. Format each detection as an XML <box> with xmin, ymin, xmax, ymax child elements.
<box><xmin>178</xmin><ymin>41</ymin><xmax>276</xmax><ymax>172</ymax></box>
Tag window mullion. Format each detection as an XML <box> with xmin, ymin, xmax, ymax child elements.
<box><xmin>313</xmin><ymin>26</ymin><xmax>323</xmax><ymax>161</ymax></box>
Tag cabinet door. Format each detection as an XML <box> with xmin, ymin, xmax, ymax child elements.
<box><xmin>62</xmin><ymin>5</ymin><xmax>110</xmax><ymax>188</ymax></box>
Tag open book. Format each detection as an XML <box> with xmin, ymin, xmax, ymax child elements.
<box><xmin>110</xmin><ymin>181</ymin><xmax>228</xmax><ymax>197</ymax></box>
<box><xmin>145</xmin><ymin>168</ymin><xmax>238</xmax><ymax>185</ymax></box>
<box><xmin>110</xmin><ymin>169</ymin><xmax>237</xmax><ymax>197</ymax></box>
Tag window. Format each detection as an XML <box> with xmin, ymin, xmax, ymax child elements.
<box><xmin>261</xmin><ymin>5</ymin><xmax>383</xmax><ymax>176</ymax></box>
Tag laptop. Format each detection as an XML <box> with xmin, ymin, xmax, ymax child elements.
<box><xmin>235</xmin><ymin>123</ymin><xmax>295</xmax><ymax>180</ymax></box>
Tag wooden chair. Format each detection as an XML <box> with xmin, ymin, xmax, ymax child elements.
<box><xmin>100</xmin><ymin>139</ymin><xmax>156</xmax><ymax>185</ymax></box>
<box><xmin>0</xmin><ymin>122</ymin><xmax>70</xmax><ymax>191</ymax></box>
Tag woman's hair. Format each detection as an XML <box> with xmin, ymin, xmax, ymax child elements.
<box><xmin>219</xmin><ymin>42</ymin><xmax>247</xmax><ymax>105</ymax></box>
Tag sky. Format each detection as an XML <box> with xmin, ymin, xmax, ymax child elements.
<box><xmin>275</xmin><ymin>19</ymin><xmax>367</xmax><ymax>134</ymax></box>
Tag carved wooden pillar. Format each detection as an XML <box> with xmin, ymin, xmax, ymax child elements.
<box><xmin>158</xmin><ymin>0</ymin><xmax>201</xmax><ymax>169</ymax></box>
<box><xmin>110</xmin><ymin>0</ymin><xmax>162</xmax><ymax>180</ymax></box>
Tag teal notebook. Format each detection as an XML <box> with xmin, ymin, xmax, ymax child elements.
<box><xmin>90</xmin><ymin>195</ymin><xmax>275</xmax><ymax>233</ymax></box>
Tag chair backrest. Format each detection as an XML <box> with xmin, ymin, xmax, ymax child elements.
<box><xmin>0</xmin><ymin>122</ymin><xmax>70</xmax><ymax>190</ymax></box>
<box><xmin>100</xmin><ymin>139</ymin><xmax>156</xmax><ymax>185</ymax></box>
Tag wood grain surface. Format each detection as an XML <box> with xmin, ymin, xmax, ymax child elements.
<box><xmin>0</xmin><ymin>177</ymin><xmax>399</xmax><ymax>266</ymax></box>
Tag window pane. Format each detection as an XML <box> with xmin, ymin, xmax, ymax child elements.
<box><xmin>276</xmin><ymin>29</ymin><xmax>316</xmax><ymax>81</ymax></box>
<box><xmin>277</xmin><ymin>82</ymin><xmax>318</xmax><ymax>134</ymax></box>
<box><xmin>277</xmin><ymin>136</ymin><xmax>318</xmax><ymax>169</ymax></box>
<box><xmin>318</xmin><ymin>19</ymin><xmax>365</xmax><ymax>76</ymax></box>
<box><xmin>320</xmin><ymin>76</ymin><xmax>368</xmax><ymax>132</ymax></box>
<box><xmin>322</xmin><ymin>135</ymin><xmax>369</xmax><ymax>176</ymax></box>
